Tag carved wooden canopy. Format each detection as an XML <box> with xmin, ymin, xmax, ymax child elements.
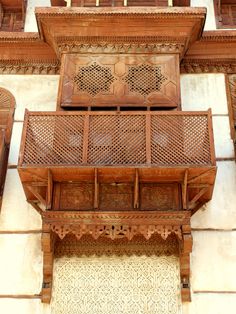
<box><xmin>35</xmin><ymin>7</ymin><xmax>205</xmax><ymax>58</ymax></box>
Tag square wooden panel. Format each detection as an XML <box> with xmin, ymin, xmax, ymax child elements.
<box><xmin>58</xmin><ymin>54</ymin><xmax>180</xmax><ymax>109</ymax></box>
<box><xmin>99</xmin><ymin>183</ymin><xmax>133</xmax><ymax>210</ymax></box>
<box><xmin>140</xmin><ymin>183</ymin><xmax>181</xmax><ymax>211</ymax></box>
<box><xmin>53</xmin><ymin>183</ymin><xmax>94</xmax><ymax>210</ymax></box>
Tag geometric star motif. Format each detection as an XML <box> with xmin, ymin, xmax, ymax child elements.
<box><xmin>74</xmin><ymin>62</ymin><xmax>115</xmax><ymax>96</ymax></box>
<box><xmin>124</xmin><ymin>64</ymin><xmax>167</xmax><ymax>96</ymax></box>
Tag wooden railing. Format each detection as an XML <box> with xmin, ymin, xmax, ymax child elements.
<box><xmin>19</xmin><ymin>110</ymin><xmax>215</xmax><ymax>167</ymax></box>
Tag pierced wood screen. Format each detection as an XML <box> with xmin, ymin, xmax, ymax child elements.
<box><xmin>59</xmin><ymin>54</ymin><xmax>179</xmax><ymax>109</ymax></box>
<box><xmin>20</xmin><ymin>111</ymin><xmax>213</xmax><ymax>167</ymax></box>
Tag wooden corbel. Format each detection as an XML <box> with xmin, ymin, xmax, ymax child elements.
<box><xmin>26</xmin><ymin>169</ymin><xmax>53</xmax><ymax>212</ymax></box>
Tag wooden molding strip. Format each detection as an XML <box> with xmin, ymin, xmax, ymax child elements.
<box><xmin>0</xmin><ymin>294</ymin><xmax>41</xmax><ymax>299</ymax></box>
<box><xmin>0</xmin><ymin>230</ymin><xmax>42</xmax><ymax>234</ymax></box>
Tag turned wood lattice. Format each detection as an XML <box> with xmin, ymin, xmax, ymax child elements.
<box><xmin>20</xmin><ymin>111</ymin><xmax>213</xmax><ymax>167</ymax></box>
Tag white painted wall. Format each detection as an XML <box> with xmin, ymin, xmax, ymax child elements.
<box><xmin>191</xmin><ymin>0</ymin><xmax>216</xmax><ymax>30</ymax></box>
<box><xmin>25</xmin><ymin>0</ymin><xmax>51</xmax><ymax>32</ymax></box>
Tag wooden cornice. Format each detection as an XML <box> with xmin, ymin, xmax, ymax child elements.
<box><xmin>35</xmin><ymin>7</ymin><xmax>206</xmax><ymax>58</ymax></box>
<box><xmin>182</xmin><ymin>31</ymin><xmax>236</xmax><ymax>73</ymax></box>
<box><xmin>0</xmin><ymin>32</ymin><xmax>59</xmax><ymax>74</ymax></box>
<box><xmin>1</xmin><ymin>11</ymin><xmax>236</xmax><ymax>74</ymax></box>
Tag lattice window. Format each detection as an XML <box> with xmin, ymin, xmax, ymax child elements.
<box><xmin>88</xmin><ymin>115</ymin><xmax>146</xmax><ymax>164</ymax></box>
<box><xmin>74</xmin><ymin>63</ymin><xmax>115</xmax><ymax>96</ymax></box>
<box><xmin>124</xmin><ymin>64</ymin><xmax>167</xmax><ymax>96</ymax></box>
<box><xmin>23</xmin><ymin>115</ymin><xmax>84</xmax><ymax>165</ymax></box>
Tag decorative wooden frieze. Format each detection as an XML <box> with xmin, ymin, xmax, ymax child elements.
<box><xmin>0</xmin><ymin>87</ymin><xmax>15</xmax><ymax>207</ymax></box>
<box><xmin>58</xmin><ymin>54</ymin><xmax>180</xmax><ymax>108</ymax></box>
<box><xmin>181</xmin><ymin>59</ymin><xmax>236</xmax><ymax>74</ymax></box>
<box><xmin>57</xmin><ymin>39</ymin><xmax>185</xmax><ymax>55</ymax></box>
<box><xmin>0</xmin><ymin>60</ymin><xmax>60</xmax><ymax>75</ymax></box>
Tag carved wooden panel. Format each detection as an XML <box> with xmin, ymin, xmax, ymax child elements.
<box><xmin>58</xmin><ymin>54</ymin><xmax>180</xmax><ymax>109</ymax></box>
<box><xmin>51</xmin><ymin>181</ymin><xmax>180</xmax><ymax>211</ymax></box>
<box><xmin>140</xmin><ymin>184</ymin><xmax>180</xmax><ymax>210</ymax></box>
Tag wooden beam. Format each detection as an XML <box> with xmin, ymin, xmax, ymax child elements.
<box><xmin>188</xmin><ymin>187</ymin><xmax>208</xmax><ymax>209</ymax></box>
<box><xmin>46</xmin><ymin>170</ymin><xmax>53</xmax><ymax>210</ymax></box>
<box><xmin>94</xmin><ymin>168</ymin><xmax>99</xmax><ymax>209</ymax></box>
<box><xmin>182</xmin><ymin>169</ymin><xmax>188</xmax><ymax>209</ymax></box>
<box><xmin>134</xmin><ymin>169</ymin><xmax>139</xmax><ymax>209</ymax></box>
<box><xmin>82</xmin><ymin>115</ymin><xmax>89</xmax><ymax>163</ymax></box>
<box><xmin>187</xmin><ymin>168</ymin><xmax>215</xmax><ymax>184</ymax></box>
<box><xmin>26</xmin><ymin>185</ymin><xmax>47</xmax><ymax>208</ymax></box>
<box><xmin>28</xmin><ymin>200</ymin><xmax>44</xmax><ymax>215</ymax></box>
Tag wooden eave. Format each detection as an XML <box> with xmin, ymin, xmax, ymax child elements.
<box><xmin>184</xmin><ymin>31</ymin><xmax>236</xmax><ymax>60</ymax></box>
<box><xmin>182</xmin><ymin>31</ymin><xmax>236</xmax><ymax>72</ymax></box>
<box><xmin>0</xmin><ymin>32</ymin><xmax>57</xmax><ymax>62</ymax></box>
<box><xmin>34</xmin><ymin>7</ymin><xmax>206</xmax><ymax>58</ymax></box>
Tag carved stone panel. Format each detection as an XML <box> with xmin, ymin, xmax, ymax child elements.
<box><xmin>58</xmin><ymin>54</ymin><xmax>180</xmax><ymax>109</ymax></box>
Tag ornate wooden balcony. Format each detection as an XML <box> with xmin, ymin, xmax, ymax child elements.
<box><xmin>18</xmin><ymin>109</ymin><xmax>216</xmax><ymax>303</ymax></box>
<box><xmin>18</xmin><ymin>110</ymin><xmax>216</xmax><ymax>213</ymax></box>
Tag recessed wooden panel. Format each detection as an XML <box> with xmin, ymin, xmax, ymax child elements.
<box><xmin>58</xmin><ymin>54</ymin><xmax>180</xmax><ymax>109</ymax></box>
<box><xmin>54</xmin><ymin>183</ymin><xmax>94</xmax><ymax>210</ymax></box>
<box><xmin>140</xmin><ymin>183</ymin><xmax>180</xmax><ymax>210</ymax></box>
<box><xmin>99</xmin><ymin>183</ymin><xmax>133</xmax><ymax>210</ymax></box>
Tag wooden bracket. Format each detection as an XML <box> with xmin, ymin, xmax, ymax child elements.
<box><xmin>188</xmin><ymin>186</ymin><xmax>208</xmax><ymax>210</ymax></box>
<box><xmin>26</xmin><ymin>173</ymin><xmax>54</xmax><ymax>212</ymax></box>
<box><xmin>182</xmin><ymin>169</ymin><xmax>188</xmax><ymax>210</ymax></box>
